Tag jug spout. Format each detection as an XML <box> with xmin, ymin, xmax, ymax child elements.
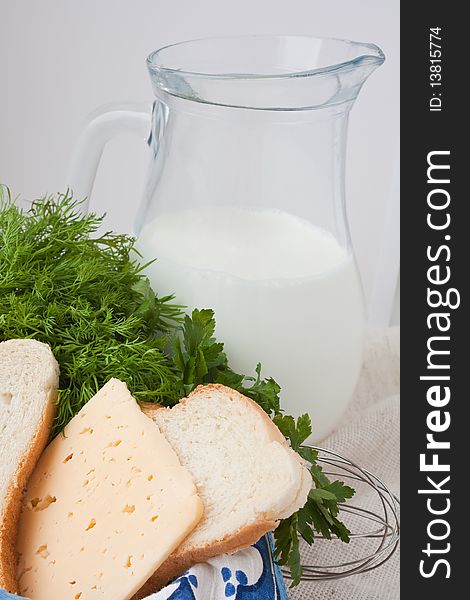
<box><xmin>327</xmin><ymin>42</ymin><xmax>385</xmax><ymax>106</ymax></box>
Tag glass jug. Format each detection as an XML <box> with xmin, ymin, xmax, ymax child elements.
<box><xmin>67</xmin><ymin>35</ymin><xmax>384</xmax><ymax>441</ymax></box>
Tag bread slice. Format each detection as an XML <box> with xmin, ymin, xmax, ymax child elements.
<box><xmin>0</xmin><ymin>339</ymin><xmax>59</xmax><ymax>593</ymax></box>
<box><xmin>136</xmin><ymin>384</ymin><xmax>312</xmax><ymax>597</ymax></box>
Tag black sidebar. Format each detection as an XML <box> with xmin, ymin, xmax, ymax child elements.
<box><xmin>401</xmin><ymin>4</ymin><xmax>466</xmax><ymax>597</ymax></box>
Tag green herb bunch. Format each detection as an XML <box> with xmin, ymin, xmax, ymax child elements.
<box><xmin>0</xmin><ymin>188</ymin><xmax>183</xmax><ymax>432</ymax></box>
<box><xmin>0</xmin><ymin>188</ymin><xmax>354</xmax><ymax>584</ymax></box>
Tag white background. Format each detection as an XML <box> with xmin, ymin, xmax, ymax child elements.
<box><xmin>0</xmin><ymin>0</ymin><xmax>399</xmax><ymax>324</ymax></box>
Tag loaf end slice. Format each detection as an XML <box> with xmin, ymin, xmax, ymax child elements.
<box><xmin>0</xmin><ymin>339</ymin><xmax>59</xmax><ymax>593</ymax></box>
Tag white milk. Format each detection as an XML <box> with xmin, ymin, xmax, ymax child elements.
<box><xmin>137</xmin><ymin>206</ymin><xmax>365</xmax><ymax>441</ymax></box>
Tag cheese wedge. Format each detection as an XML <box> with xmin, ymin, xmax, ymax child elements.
<box><xmin>16</xmin><ymin>378</ymin><xmax>203</xmax><ymax>600</ymax></box>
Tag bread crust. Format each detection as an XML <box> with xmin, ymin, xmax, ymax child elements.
<box><xmin>132</xmin><ymin>518</ymin><xmax>279</xmax><ymax>599</ymax></box>
<box><xmin>192</xmin><ymin>384</ymin><xmax>286</xmax><ymax>443</ymax></box>
<box><xmin>143</xmin><ymin>383</ymin><xmax>286</xmax><ymax>445</ymax></box>
<box><xmin>0</xmin><ymin>399</ymin><xmax>55</xmax><ymax>593</ymax></box>
<box><xmin>0</xmin><ymin>341</ymin><xmax>58</xmax><ymax>593</ymax></box>
<box><xmin>136</xmin><ymin>384</ymin><xmax>292</xmax><ymax>598</ymax></box>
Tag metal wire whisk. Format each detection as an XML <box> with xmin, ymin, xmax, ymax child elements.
<box><xmin>282</xmin><ymin>446</ymin><xmax>400</xmax><ymax>582</ymax></box>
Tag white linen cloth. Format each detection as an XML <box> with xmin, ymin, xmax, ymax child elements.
<box><xmin>289</xmin><ymin>327</ymin><xmax>400</xmax><ymax>600</ymax></box>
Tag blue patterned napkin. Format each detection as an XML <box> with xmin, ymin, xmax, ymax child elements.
<box><xmin>146</xmin><ymin>535</ymin><xmax>288</xmax><ymax>600</ymax></box>
<box><xmin>1</xmin><ymin>535</ymin><xmax>288</xmax><ymax>600</ymax></box>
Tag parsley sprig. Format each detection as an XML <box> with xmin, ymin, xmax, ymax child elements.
<box><xmin>273</xmin><ymin>414</ymin><xmax>355</xmax><ymax>584</ymax></box>
<box><xmin>173</xmin><ymin>308</ymin><xmax>281</xmax><ymax>414</ymax></box>
<box><xmin>0</xmin><ymin>189</ymin><xmax>354</xmax><ymax>584</ymax></box>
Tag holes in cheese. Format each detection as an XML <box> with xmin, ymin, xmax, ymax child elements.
<box><xmin>35</xmin><ymin>545</ymin><xmax>49</xmax><ymax>559</ymax></box>
<box><xmin>29</xmin><ymin>494</ymin><xmax>57</xmax><ymax>511</ymax></box>
<box><xmin>16</xmin><ymin>378</ymin><xmax>203</xmax><ymax>600</ymax></box>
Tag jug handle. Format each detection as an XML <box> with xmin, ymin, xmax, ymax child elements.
<box><xmin>66</xmin><ymin>103</ymin><xmax>151</xmax><ymax>211</ymax></box>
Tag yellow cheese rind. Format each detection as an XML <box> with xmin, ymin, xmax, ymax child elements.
<box><xmin>16</xmin><ymin>378</ymin><xmax>203</xmax><ymax>600</ymax></box>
